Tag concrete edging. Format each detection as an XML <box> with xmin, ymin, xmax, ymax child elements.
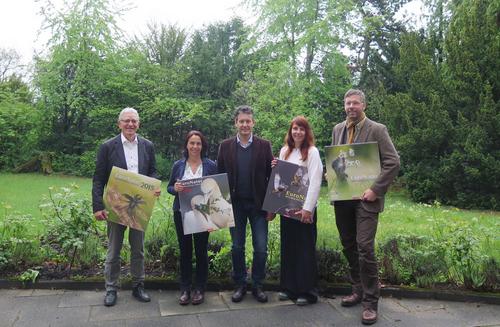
<box><xmin>1</xmin><ymin>278</ymin><xmax>498</xmax><ymax>305</ymax></box>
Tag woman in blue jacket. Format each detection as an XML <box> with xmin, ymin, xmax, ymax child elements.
<box><xmin>167</xmin><ymin>130</ymin><xmax>217</xmax><ymax>305</ymax></box>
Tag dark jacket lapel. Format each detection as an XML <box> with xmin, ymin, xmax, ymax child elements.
<box><xmin>137</xmin><ymin>136</ymin><xmax>146</xmax><ymax>175</ymax></box>
<box><xmin>113</xmin><ymin>134</ymin><xmax>127</xmax><ymax>169</ymax></box>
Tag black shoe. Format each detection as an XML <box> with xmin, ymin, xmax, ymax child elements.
<box><xmin>252</xmin><ymin>287</ymin><xmax>268</xmax><ymax>303</ymax></box>
<box><xmin>132</xmin><ymin>286</ymin><xmax>151</xmax><ymax>302</ymax></box>
<box><xmin>231</xmin><ymin>285</ymin><xmax>247</xmax><ymax>303</ymax></box>
<box><xmin>104</xmin><ymin>290</ymin><xmax>117</xmax><ymax>307</ymax></box>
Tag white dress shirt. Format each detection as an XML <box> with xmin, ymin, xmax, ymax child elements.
<box><xmin>121</xmin><ymin>133</ymin><xmax>139</xmax><ymax>173</ymax></box>
<box><xmin>236</xmin><ymin>133</ymin><xmax>253</xmax><ymax>149</ymax></box>
<box><xmin>279</xmin><ymin>146</ymin><xmax>323</xmax><ymax>212</ymax></box>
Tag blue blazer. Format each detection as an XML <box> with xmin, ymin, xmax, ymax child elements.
<box><xmin>167</xmin><ymin>158</ymin><xmax>217</xmax><ymax>211</ymax></box>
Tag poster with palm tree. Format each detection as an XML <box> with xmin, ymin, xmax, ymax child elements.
<box><xmin>104</xmin><ymin>166</ymin><xmax>161</xmax><ymax>231</ymax></box>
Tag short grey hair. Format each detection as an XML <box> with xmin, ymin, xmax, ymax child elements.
<box><xmin>233</xmin><ymin>105</ymin><xmax>254</xmax><ymax>120</ymax></box>
<box><xmin>118</xmin><ymin>107</ymin><xmax>140</xmax><ymax>122</ymax></box>
<box><xmin>344</xmin><ymin>89</ymin><xmax>366</xmax><ymax>104</ymax></box>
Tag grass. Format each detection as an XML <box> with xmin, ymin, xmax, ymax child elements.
<box><xmin>1</xmin><ymin>172</ymin><xmax>499</xmax><ymax>260</ymax></box>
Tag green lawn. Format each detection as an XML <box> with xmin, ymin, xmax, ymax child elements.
<box><xmin>1</xmin><ymin>172</ymin><xmax>499</xmax><ymax>260</ymax></box>
<box><xmin>0</xmin><ymin>173</ymin><xmax>93</xmax><ymax>218</ymax></box>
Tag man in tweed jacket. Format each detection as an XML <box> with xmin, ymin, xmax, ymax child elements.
<box><xmin>331</xmin><ymin>89</ymin><xmax>400</xmax><ymax>325</ymax></box>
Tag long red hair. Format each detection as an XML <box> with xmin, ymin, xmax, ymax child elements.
<box><xmin>283</xmin><ymin>116</ymin><xmax>315</xmax><ymax>161</ymax></box>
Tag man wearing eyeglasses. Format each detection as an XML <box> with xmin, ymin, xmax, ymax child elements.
<box><xmin>92</xmin><ymin>107</ymin><xmax>159</xmax><ymax>307</ymax></box>
<box><xmin>331</xmin><ymin>89</ymin><xmax>400</xmax><ymax>325</ymax></box>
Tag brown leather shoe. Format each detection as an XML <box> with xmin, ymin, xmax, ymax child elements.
<box><xmin>362</xmin><ymin>308</ymin><xmax>378</xmax><ymax>325</ymax></box>
<box><xmin>341</xmin><ymin>293</ymin><xmax>362</xmax><ymax>307</ymax></box>
<box><xmin>179</xmin><ymin>290</ymin><xmax>190</xmax><ymax>305</ymax></box>
<box><xmin>191</xmin><ymin>290</ymin><xmax>204</xmax><ymax>305</ymax></box>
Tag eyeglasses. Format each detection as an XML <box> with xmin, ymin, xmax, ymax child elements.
<box><xmin>120</xmin><ymin>119</ymin><xmax>139</xmax><ymax>124</ymax></box>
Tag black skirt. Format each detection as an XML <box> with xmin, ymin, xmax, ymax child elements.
<box><xmin>279</xmin><ymin>210</ymin><xmax>318</xmax><ymax>301</ymax></box>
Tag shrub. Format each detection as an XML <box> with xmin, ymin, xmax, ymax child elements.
<box><xmin>51</xmin><ymin>150</ymin><xmax>97</xmax><ymax>177</ymax></box>
<box><xmin>208</xmin><ymin>240</ymin><xmax>232</xmax><ymax>279</ymax></box>
<box><xmin>39</xmin><ymin>185</ymin><xmax>105</xmax><ymax>270</ymax></box>
<box><xmin>379</xmin><ymin>234</ymin><xmax>448</xmax><ymax>288</ymax></box>
<box><xmin>445</xmin><ymin>224</ymin><xmax>489</xmax><ymax>289</ymax></box>
<box><xmin>0</xmin><ymin>208</ymin><xmax>41</xmax><ymax>270</ymax></box>
<box><xmin>155</xmin><ymin>154</ymin><xmax>173</xmax><ymax>180</ymax></box>
<box><xmin>317</xmin><ymin>245</ymin><xmax>348</xmax><ymax>283</ymax></box>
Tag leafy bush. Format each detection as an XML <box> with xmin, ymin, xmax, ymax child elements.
<box><xmin>379</xmin><ymin>235</ymin><xmax>447</xmax><ymax>288</ymax></box>
<box><xmin>39</xmin><ymin>185</ymin><xmax>105</xmax><ymax>269</ymax></box>
<box><xmin>0</xmin><ymin>100</ymin><xmax>40</xmax><ymax>170</ymax></box>
<box><xmin>51</xmin><ymin>150</ymin><xmax>97</xmax><ymax>177</ymax></box>
<box><xmin>317</xmin><ymin>245</ymin><xmax>348</xmax><ymax>283</ymax></box>
<box><xmin>0</xmin><ymin>208</ymin><xmax>41</xmax><ymax>270</ymax></box>
<box><xmin>208</xmin><ymin>240</ymin><xmax>232</xmax><ymax>279</ymax></box>
<box><xmin>445</xmin><ymin>223</ymin><xmax>488</xmax><ymax>289</ymax></box>
<box><xmin>155</xmin><ymin>154</ymin><xmax>173</xmax><ymax>180</ymax></box>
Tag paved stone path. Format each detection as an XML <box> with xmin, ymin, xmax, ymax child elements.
<box><xmin>1</xmin><ymin>289</ymin><xmax>499</xmax><ymax>327</ymax></box>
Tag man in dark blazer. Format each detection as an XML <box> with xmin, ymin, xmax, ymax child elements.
<box><xmin>92</xmin><ymin>107</ymin><xmax>159</xmax><ymax>307</ymax></box>
<box><xmin>217</xmin><ymin>105</ymin><xmax>273</xmax><ymax>303</ymax></box>
<box><xmin>331</xmin><ymin>89</ymin><xmax>400</xmax><ymax>325</ymax></box>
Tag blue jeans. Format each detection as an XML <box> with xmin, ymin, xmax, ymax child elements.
<box><xmin>230</xmin><ymin>199</ymin><xmax>268</xmax><ymax>287</ymax></box>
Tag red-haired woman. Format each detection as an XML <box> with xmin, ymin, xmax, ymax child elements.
<box><xmin>270</xmin><ymin>116</ymin><xmax>323</xmax><ymax>305</ymax></box>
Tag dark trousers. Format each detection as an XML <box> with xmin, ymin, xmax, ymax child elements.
<box><xmin>230</xmin><ymin>199</ymin><xmax>268</xmax><ymax>287</ymax></box>
<box><xmin>280</xmin><ymin>211</ymin><xmax>318</xmax><ymax>302</ymax></box>
<box><xmin>173</xmin><ymin>211</ymin><xmax>209</xmax><ymax>292</ymax></box>
<box><xmin>334</xmin><ymin>201</ymin><xmax>379</xmax><ymax>310</ymax></box>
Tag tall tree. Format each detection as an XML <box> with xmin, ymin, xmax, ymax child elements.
<box><xmin>34</xmin><ymin>0</ymin><xmax>124</xmax><ymax>153</ymax></box>
<box><xmin>348</xmin><ymin>0</ymin><xmax>411</xmax><ymax>90</ymax></box>
<box><xmin>0</xmin><ymin>48</ymin><xmax>23</xmax><ymax>83</ymax></box>
<box><xmin>140</xmin><ymin>22</ymin><xmax>187</xmax><ymax>67</ymax></box>
<box><xmin>248</xmin><ymin>0</ymin><xmax>348</xmax><ymax>73</ymax></box>
<box><xmin>182</xmin><ymin>18</ymin><xmax>250</xmax><ymax>99</ymax></box>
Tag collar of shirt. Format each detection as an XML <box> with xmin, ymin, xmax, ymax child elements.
<box><xmin>236</xmin><ymin>133</ymin><xmax>253</xmax><ymax>149</ymax></box>
<box><xmin>121</xmin><ymin>133</ymin><xmax>138</xmax><ymax>145</ymax></box>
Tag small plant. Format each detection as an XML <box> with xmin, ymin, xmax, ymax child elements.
<box><xmin>317</xmin><ymin>244</ymin><xmax>348</xmax><ymax>283</ymax></box>
<box><xmin>379</xmin><ymin>234</ymin><xmax>447</xmax><ymax>287</ymax></box>
<box><xmin>445</xmin><ymin>223</ymin><xmax>487</xmax><ymax>289</ymax></box>
<box><xmin>0</xmin><ymin>203</ymin><xmax>41</xmax><ymax>270</ymax></box>
<box><xmin>266</xmin><ymin>219</ymin><xmax>281</xmax><ymax>278</ymax></box>
<box><xmin>39</xmin><ymin>185</ymin><xmax>105</xmax><ymax>272</ymax></box>
<box><xmin>19</xmin><ymin>269</ymin><xmax>39</xmax><ymax>284</ymax></box>
<box><xmin>208</xmin><ymin>240</ymin><xmax>232</xmax><ymax>279</ymax></box>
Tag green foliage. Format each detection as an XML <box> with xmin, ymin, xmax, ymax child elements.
<box><xmin>0</xmin><ymin>207</ymin><xmax>41</xmax><ymax>270</ymax></box>
<box><xmin>0</xmin><ymin>99</ymin><xmax>40</xmax><ymax>170</ymax></box>
<box><xmin>266</xmin><ymin>218</ymin><xmax>281</xmax><ymax>278</ymax></box>
<box><xmin>34</xmin><ymin>0</ymin><xmax>125</xmax><ymax>154</ymax></box>
<box><xmin>144</xmin><ymin>199</ymin><xmax>177</xmax><ymax>266</ymax></box>
<box><xmin>182</xmin><ymin>18</ymin><xmax>250</xmax><ymax>99</ymax></box>
<box><xmin>316</xmin><ymin>245</ymin><xmax>348</xmax><ymax>282</ymax></box>
<box><xmin>154</xmin><ymin>154</ymin><xmax>173</xmax><ymax>181</ymax></box>
<box><xmin>208</xmin><ymin>241</ymin><xmax>232</xmax><ymax>279</ymax></box>
<box><xmin>445</xmin><ymin>223</ymin><xmax>488</xmax><ymax>289</ymax></box>
<box><xmin>39</xmin><ymin>185</ymin><xmax>105</xmax><ymax>268</ymax></box>
<box><xmin>19</xmin><ymin>269</ymin><xmax>40</xmax><ymax>284</ymax></box>
<box><xmin>51</xmin><ymin>150</ymin><xmax>97</xmax><ymax>177</ymax></box>
<box><xmin>379</xmin><ymin>235</ymin><xmax>447</xmax><ymax>288</ymax></box>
